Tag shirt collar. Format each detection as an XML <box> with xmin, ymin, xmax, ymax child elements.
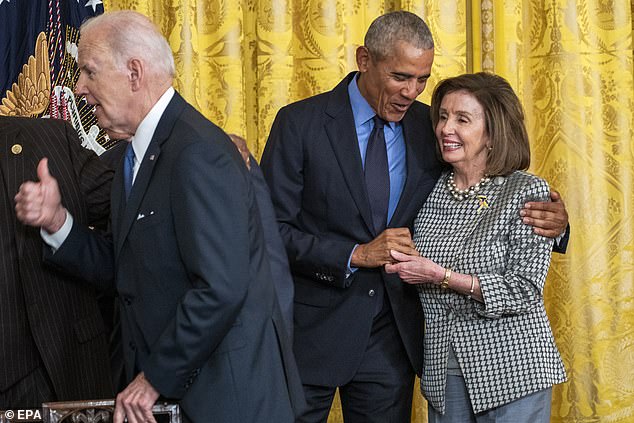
<box><xmin>130</xmin><ymin>86</ymin><xmax>175</xmax><ymax>161</ymax></box>
<box><xmin>347</xmin><ymin>74</ymin><xmax>397</xmax><ymax>130</ymax></box>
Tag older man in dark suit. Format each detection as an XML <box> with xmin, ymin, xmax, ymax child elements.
<box><xmin>260</xmin><ymin>11</ymin><xmax>569</xmax><ymax>423</ymax></box>
<box><xmin>0</xmin><ymin>116</ymin><xmax>113</xmax><ymax>408</ymax></box>
<box><xmin>16</xmin><ymin>10</ymin><xmax>304</xmax><ymax>423</ymax></box>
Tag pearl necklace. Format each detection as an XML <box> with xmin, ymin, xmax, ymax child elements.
<box><xmin>446</xmin><ymin>172</ymin><xmax>490</xmax><ymax>201</ymax></box>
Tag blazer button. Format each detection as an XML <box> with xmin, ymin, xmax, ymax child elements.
<box><xmin>128</xmin><ymin>341</ymin><xmax>136</xmax><ymax>351</ymax></box>
<box><xmin>123</xmin><ymin>296</ymin><xmax>132</xmax><ymax>306</ymax></box>
<box><xmin>368</xmin><ymin>289</ymin><xmax>375</xmax><ymax>297</ymax></box>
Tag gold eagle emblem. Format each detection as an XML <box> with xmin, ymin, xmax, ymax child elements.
<box><xmin>0</xmin><ymin>32</ymin><xmax>51</xmax><ymax>117</ymax></box>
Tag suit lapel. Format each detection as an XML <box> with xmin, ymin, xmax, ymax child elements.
<box><xmin>0</xmin><ymin>122</ymin><xmax>29</xmax><ymax>256</ymax></box>
<box><xmin>0</xmin><ymin>121</ymin><xmax>22</xmax><ymax>187</ymax></box>
<box><xmin>324</xmin><ymin>73</ymin><xmax>375</xmax><ymax>236</ymax></box>
<box><xmin>114</xmin><ymin>93</ymin><xmax>185</xmax><ymax>257</ymax></box>
<box><xmin>115</xmin><ymin>142</ymin><xmax>161</xmax><ymax>256</ymax></box>
<box><xmin>110</xmin><ymin>155</ymin><xmax>125</xmax><ymax>244</ymax></box>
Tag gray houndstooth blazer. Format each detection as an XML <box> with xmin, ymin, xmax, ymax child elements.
<box><xmin>413</xmin><ymin>170</ymin><xmax>567</xmax><ymax>414</ymax></box>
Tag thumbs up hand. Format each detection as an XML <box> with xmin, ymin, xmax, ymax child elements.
<box><xmin>15</xmin><ymin>158</ymin><xmax>67</xmax><ymax>233</ymax></box>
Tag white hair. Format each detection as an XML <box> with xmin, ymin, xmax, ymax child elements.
<box><xmin>81</xmin><ymin>10</ymin><xmax>175</xmax><ymax>80</ymax></box>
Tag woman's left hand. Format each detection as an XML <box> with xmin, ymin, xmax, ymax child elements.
<box><xmin>385</xmin><ymin>250</ymin><xmax>444</xmax><ymax>285</ymax></box>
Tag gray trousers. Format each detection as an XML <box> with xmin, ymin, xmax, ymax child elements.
<box><xmin>427</xmin><ymin>375</ymin><xmax>552</xmax><ymax>423</ymax></box>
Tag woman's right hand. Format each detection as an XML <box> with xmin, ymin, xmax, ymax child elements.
<box><xmin>385</xmin><ymin>250</ymin><xmax>445</xmax><ymax>285</ymax></box>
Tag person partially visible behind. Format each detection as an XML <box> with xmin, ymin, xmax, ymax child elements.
<box><xmin>0</xmin><ymin>115</ymin><xmax>113</xmax><ymax>408</ymax></box>
<box><xmin>95</xmin><ymin>137</ymin><xmax>128</xmax><ymax>393</ymax></box>
<box><xmin>228</xmin><ymin>134</ymin><xmax>295</xmax><ymax>340</ymax></box>
<box><xmin>386</xmin><ymin>72</ymin><xmax>567</xmax><ymax>422</ymax></box>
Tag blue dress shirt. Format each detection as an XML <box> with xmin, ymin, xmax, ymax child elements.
<box><xmin>348</xmin><ymin>75</ymin><xmax>407</xmax><ymax>224</ymax></box>
<box><xmin>346</xmin><ymin>75</ymin><xmax>408</xmax><ymax>275</ymax></box>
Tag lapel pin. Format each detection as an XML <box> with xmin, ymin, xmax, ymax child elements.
<box><xmin>11</xmin><ymin>144</ymin><xmax>22</xmax><ymax>155</ymax></box>
<box><xmin>476</xmin><ymin>195</ymin><xmax>489</xmax><ymax>213</ymax></box>
<box><xmin>149</xmin><ymin>154</ymin><xmax>155</xmax><ymax>161</ymax></box>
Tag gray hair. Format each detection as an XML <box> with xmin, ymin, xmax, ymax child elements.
<box><xmin>81</xmin><ymin>10</ymin><xmax>175</xmax><ymax>80</ymax></box>
<box><xmin>365</xmin><ymin>11</ymin><xmax>434</xmax><ymax>61</ymax></box>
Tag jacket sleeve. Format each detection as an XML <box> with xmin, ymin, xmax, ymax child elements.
<box><xmin>43</xmin><ymin>219</ymin><xmax>115</xmax><ymax>292</ymax></box>
<box><xmin>553</xmin><ymin>224</ymin><xmax>570</xmax><ymax>254</ymax></box>
<box><xmin>42</xmin><ymin>121</ymin><xmax>115</xmax><ymax>291</ymax></box>
<box><xmin>474</xmin><ymin>176</ymin><xmax>554</xmax><ymax>318</ymax></box>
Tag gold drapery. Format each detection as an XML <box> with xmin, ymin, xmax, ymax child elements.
<box><xmin>103</xmin><ymin>1</ymin><xmax>634</xmax><ymax>422</ymax></box>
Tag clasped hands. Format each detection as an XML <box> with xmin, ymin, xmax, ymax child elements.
<box><xmin>349</xmin><ymin>228</ymin><xmax>442</xmax><ymax>284</ymax></box>
<box><xmin>350</xmin><ymin>228</ymin><xmax>434</xmax><ymax>284</ymax></box>
<box><xmin>350</xmin><ymin>228</ymin><xmax>418</xmax><ymax>268</ymax></box>
<box><xmin>353</xmin><ymin>189</ymin><xmax>568</xmax><ymax>281</ymax></box>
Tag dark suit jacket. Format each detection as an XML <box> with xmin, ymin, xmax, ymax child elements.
<box><xmin>260</xmin><ymin>72</ymin><xmax>444</xmax><ymax>386</ymax></box>
<box><xmin>100</xmin><ymin>142</ymin><xmax>297</xmax><ymax>384</ymax></box>
<box><xmin>95</xmin><ymin>138</ymin><xmax>128</xmax><ymax>392</ymax></box>
<box><xmin>249</xmin><ymin>157</ymin><xmax>294</xmax><ymax>338</ymax></box>
<box><xmin>0</xmin><ymin>116</ymin><xmax>113</xmax><ymax>401</ymax></box>
<box><xmin>47</xmin><ymin>93</ymin><xmax>305</xmax><ymax>422</ymax></box>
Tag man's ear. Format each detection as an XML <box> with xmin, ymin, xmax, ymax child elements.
<box><xmin>356</xmin><ymin>46</ymin><xmax>370</xmax><ymax>73</ymax></box>
<box><xmin>128</xmin><ymin>58</ymin><xmax>143</xmax><ymax>91</ymax></box>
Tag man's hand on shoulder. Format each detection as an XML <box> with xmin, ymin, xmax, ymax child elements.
<box><xmin>521</xmin><ymin>189</ymin><xmax>568</xmax><ymax>238</ymax></box>
<box><xmin>114</xmin><ymin>372</ymin><xmax>160</xmax><ymax>423</ymax></box>
<box><xmin>351</xmin><ymin>228</ymin><xmax>419</xmax><ymax>269</ymax></box>
<box><xmin>14</xmin><ymin>158</ymin><xmax>67</xmax><ymax>233</ymax></box>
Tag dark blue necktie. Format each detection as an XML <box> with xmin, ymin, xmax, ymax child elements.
<box><xmin>123</xmin><ymin>142</ymin><xmax>135</xmax><ymax>200</ymax></box>
<box><xmin>364</xmin><ymin>115</ymin><xmax>390</xmax><ymax>233</ymax></box>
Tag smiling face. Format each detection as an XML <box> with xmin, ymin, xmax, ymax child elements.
<box><xmin>435</xmin><ymin>90</ymin><xmax>491</xmax><ymax>177</ymax></box>
<box><xmin>75</xmin><ymin>26</ymin><xmax>138</xmax><ymax>139</ymax></box>
<box><xmin>356</xmin><ymin>42</ymin><xmax>434</xmax><ymax>122</ymax></box>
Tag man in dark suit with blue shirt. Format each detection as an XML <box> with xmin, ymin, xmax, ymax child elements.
<box><xmin>16</xmin><ymin>10</ymin><xmax>304</xmax><ymax>423</ymax></box>
<box><xmin>260</xmin><ymin>11</ymin><xmax>569</xmax><ymax>423</ymax></box>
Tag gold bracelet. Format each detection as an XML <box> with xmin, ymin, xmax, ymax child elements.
<box><xmin>468</xmin><ymin>274</ymin><xmax>475</xmax><ymax>299</ymax></box>
<box><xmin>441</xmin><ymin>268</ymin><xmax>451</xmax><ymax>289</ymax></box>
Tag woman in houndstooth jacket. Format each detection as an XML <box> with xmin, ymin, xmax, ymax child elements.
<box><xmin>385</xmin><ymin>72</ymin><xmax>567</xmax><ymax>422</ymax></box>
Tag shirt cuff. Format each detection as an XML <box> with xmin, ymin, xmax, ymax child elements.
<box><xmin>40</xmin><ymin>212</ymin><xmax>74</xmax><ymax>252</ymax></box>
<box><xmin>346</xmin><ymin>244</ymin><xmax>360</xmax><ymax>278</ymax></box>
<box><xmin>555</xmin><ymin>231</ymin><xmax>564</xmax><ymax>246</ymax></box>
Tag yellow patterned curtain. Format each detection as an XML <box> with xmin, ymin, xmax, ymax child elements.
<box><xmin>469</xmin><ymin>2</ymin><xmax>634</xmax><ymax>422</ymax></box>
<box><xmin>103</xmin><ymin>1</ymin><xmax>634</xmax><ymax>422</ymax></box>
